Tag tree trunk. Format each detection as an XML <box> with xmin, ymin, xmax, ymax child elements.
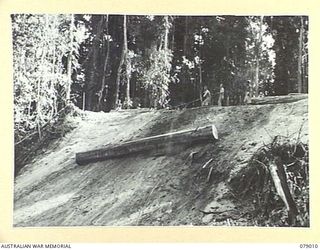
<box><xmin>97</xmin><ymin>15</ymin><xmax>110</xmax><ymax>111</ymax></box>
<box><xmin>86</xmin><ymin>16</ymin><xmax>105</xmax><ymax>111</ymax></box>
<box><xmin>51</xmin><ymin>16</ymin><xmax>58</xmax><ymax>116</ymax></box>
<box><xmin>170</xmin><ymin>17</ymin><xmax>175</xmax><ymax>51</ymax></box>
<box><xmin>66</xmin><ymin>14</ymin><xmax>74</xmax><ymax>103</ymax></box>
<box><xmin>199</xmin><ymin>29</ymin><xmax>203</xmax><ymax>103</ymax></box>
<box><xmin>199</xmin><ymin>57</ymin><xmax>203</xmax><ymax>103</ymax></box>
<box><xmin>254</xmin><ymin>16</ymin><xmax>264</xmax><ymax>97</ymax></box>
<box><xmin>76</xmin><ymin>124</ymin><xmax>218</xmax><ymax>165</ymax></box>
<box><xmin>35</xmin><ymin>14</ymin><xmax>49</xmax><ymax>139</ymax></box>
<box><xmin>124</xmin><ymin>15</ymin><xmax>131</xmax><ymax>108</ymax></box>
<box><xmin>82</xmin><ymin>92</ymin><xmax>86</xmax><ymax>110</ymax></box>
<box><xmin>183</xmin><ymin>16</ymin><xmax>189</xmax><ymax>55</ymax></box>
<box><xmin>297</xmin><ymin>16</ymin><xmax>304</xmax><ymax>93</ymax></box>
<box><xmin>163</xmin><ymin>15</ymin><xmax>170</xmax><ymax>75</ymax></box>
<box><xmin>164</xmin><ymin>16</ymin><xmax>169</xmax><ymax>51</ymax></box>
<box><xmin>113</xmin><ymin>15</ymin><xmax>126</xmax><ymax>109</ymax></box>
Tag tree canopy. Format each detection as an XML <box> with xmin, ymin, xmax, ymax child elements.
<box><xmin>12</xmin><ymin>14</ymin><xmax>308</xmax><ymax>141</ymax></box>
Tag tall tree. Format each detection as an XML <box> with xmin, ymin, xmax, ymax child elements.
<box><xmin>97</xmin><ymin>15</ymin><xmax>110</xmax><ymax>110</ymax></box>
<box><xmin>197</xmin><ymin>27</ymin><xmax>203</xmax><ymax>103</ymax></box>
<box><xmin>269</xmin><ymin>16</ymin><xmax>302</xmax><ymax>95</ymax></box>
<box><xmin>12</xmin><ymin>14</ymin><xmax>84</xmax><ymax>140</ymax></box>
<box><xmin>123</xmin><ymin>15</ymin><xmax>132</xmax><ymax>108</ymax></box>
<box><xmin>297</xmin><ymin>16</ymin><xmax>304</xmax><ymax>93</ymax></box>
<box><xmin>254</xmin><ymin>16</ymin><xmax>264</xmax><ymax>97</ymax></box>
<box><xmin>114</xmin><ymin>15</ymin><xmax>126</xmax><ymax>109</ymax></box>
<box><xmin>66</xmin><ymin>14</ymin><xmax>75</xmax><ymax>103</ymax></box>
<box><xmin>301</xmin><ymin>17</ymin><xmax>308</xmax><ymax>93</ymax></box>
<box><xmin>85</xmin><ymin>15</ymin><xmax>105</xmax><ymax>111</ymax></box>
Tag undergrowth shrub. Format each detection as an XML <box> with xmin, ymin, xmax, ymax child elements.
<box><xmin>230</xmin><ymin>136</ymin><xmax>309</xmax><ymax>227</ymax></box>
<box><xmin>14</xmin><ymin>104</ymin><xmax>82</xmax><ymax>176</ymax></box>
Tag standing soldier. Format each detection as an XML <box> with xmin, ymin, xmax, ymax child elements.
<box><xmin>218</xmin><ymin>84</ymin><xmax>225</xmax><ymax>106</ymax></box>
<box><xmin>243</xmin><ymin>91</ymin><xmax>251</xmax><ymax>105</ymax></box>
<box><xmin>244</xmin><ymin>80</ymin><xmax>252</xmax><ymax>105</ymax></box>
<box><xmin>202</xmin><ymin>85</ymin><xmax>211</xmax><ymax>106</ymax></box>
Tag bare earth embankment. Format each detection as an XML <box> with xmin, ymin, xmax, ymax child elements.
<box><xmin>14</xmin><ymin>96</ymin><xmax>308</xmax><ymax>226</ymax></box>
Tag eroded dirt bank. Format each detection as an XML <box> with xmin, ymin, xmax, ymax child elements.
<box><xmin>14</xmin><ymin>98</ymin><xmax>308</xmax><ymax>226</ymax></box>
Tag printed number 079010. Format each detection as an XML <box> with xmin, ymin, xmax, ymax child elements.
<box><xmin>300</xmin><ymin>244</ymin><xmax>318</xmax><ymax>248</ymax></box>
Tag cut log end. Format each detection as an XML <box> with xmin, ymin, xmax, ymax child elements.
<box><xmin>212</xmin><ymin>124</ymin><xmax>218</xmax><ymax>139</ymax></box>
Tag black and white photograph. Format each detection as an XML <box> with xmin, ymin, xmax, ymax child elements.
<box><xmin>12</xmin><ymin>14</ymin><xmax>309</xmax><ymax>227</ymax></box>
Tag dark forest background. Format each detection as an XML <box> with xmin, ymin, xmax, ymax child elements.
<box><xmin>12</xmin><ymin>15</ymin><xmax>308</xmax><ymax>143</ymax></box>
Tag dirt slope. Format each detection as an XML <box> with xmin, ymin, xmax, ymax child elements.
<box><xmin>14</xmin><ymin>97</ymin><xmax>308</xmax><ymax>226</ymax></box>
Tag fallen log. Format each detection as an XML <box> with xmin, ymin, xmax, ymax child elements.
<box><xmin>251</xmin><ymin>93</ymin><xmax>308</xmax><ymax>105</ymax></box>
<box><xmin>76</xmin><ymin>124</ymin><xmax>218</xmax><ymax>165</ymax></box>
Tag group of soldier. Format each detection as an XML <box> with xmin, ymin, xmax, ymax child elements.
<box><xmin>201</xmin><ymin>82</ymin><xmax>253</xmax><ymax>107</ymax></box>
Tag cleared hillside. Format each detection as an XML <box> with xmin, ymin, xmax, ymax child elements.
<box><xmin>14</xmin><ymin>97</ymin><xmax>308</xmax><ymax>226</ymax></box>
